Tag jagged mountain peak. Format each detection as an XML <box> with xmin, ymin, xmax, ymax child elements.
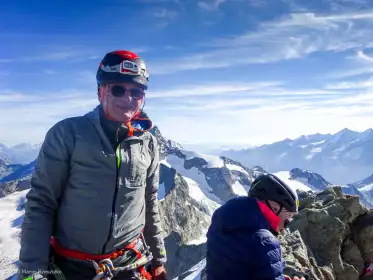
<box><xmin>328</xmin><ymin>128</ymin><xmax>360</xmax><ymax>145</ymax></box>
<box><xmin>150</xmin><ymin>125</ymin><xmax>184</xmax><ymax>160</ymax></box>
<box><xmin>289</xmin><ymin>168</ymin><xmax>332</xmax><ymax>192</ymax></box>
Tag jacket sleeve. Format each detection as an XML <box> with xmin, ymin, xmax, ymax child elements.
<box><xmin>251</xmin><ymin>230</ymin><xmax>286</xmax><ymax>280</ymax></box>
<box><xmin>143</xmin><ymin>135</ymin><xmax>167</xmax><ymax>267</ymax></box>
<box><xmin>18</xmin><ymin>120</ymin><xmax>73</xmax><ymax>279</ymax></box>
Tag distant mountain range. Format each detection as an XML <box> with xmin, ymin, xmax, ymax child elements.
<box><xmin>0</xmin><ymin>143</ymin><xmax>40</xmax><ymax>164</ymax></box>
<box><xmin>219</xmin><ymin>128</ymin><xmax>373</xmax><ymax>185</ymax></box>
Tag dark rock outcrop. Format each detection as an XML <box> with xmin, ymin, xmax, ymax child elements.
<box><xmin>159</xmin><ymin>169</ymin><xmax>210</xmax><ymax>279</ymax></box>
<box><xmin>0</xmin><ymin>179</ymin><xmax>31</xmax><ymax>198</ymax></box>
<box><xmin>280</xmin><ymin>187</ymin><xmax>373</xmax><ymax>280</ymax></box>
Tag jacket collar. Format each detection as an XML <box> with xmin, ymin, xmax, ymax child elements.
<box><xmin>85</xmin><ymin>105</ymin><xmax>152</xmax><ymax>143</ymax></box>
<box><xmin>256</xmin><ymin>200</ymin><xmax>281</xmax><ymax>233</ymax></box>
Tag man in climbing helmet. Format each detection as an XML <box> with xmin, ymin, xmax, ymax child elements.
<box><xmin>248</xmin><ymin>173</ymin><xmax>299</xmax><ymax>231</ymax></box>
<box><xmin>205</xmin><ymin>173</ymin><xmax>305</xmax><ymax>280</ymax></box>
<box><xmin>18</xmin><ymin>50</ymin><xmax>167</xmax><ymax>280</ymax></box>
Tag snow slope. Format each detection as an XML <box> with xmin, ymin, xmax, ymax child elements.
<box><xmin>273</xmin><ymin>171</ymin><xmax>313</xmax><ymax>192</ymax></box>
<box><xmin>225</xmin><ymin>163</ymin><xmax>251</xmax><ymax>195</ymax></box>
<box><xmin>166</xmin><ymin>154</ymin><xmax>222</xmax><ymax>216</ymax></box>
<box><xmin>182</xmin><ymin>176</ymin><xmax>221</xmax><ymax>217</ymax></box>
<box><xmin>360</xmin><ymin>184</ymin><xmax>373</xmax><ymax>192</ymax></box>
<box><xmin>225</xmin><ymin>164</ymin><xmax>249</xmax><ymax>176</ymax></box>
<box><xmin>0</xmin><ymin>189</ymin><xmax>29</xmax><ymax>279</ymax></box>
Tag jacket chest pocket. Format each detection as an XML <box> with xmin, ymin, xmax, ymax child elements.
<box><xmin>121</xmin><ymin>142</ymin><xmax>151</xmax><ymax>188</ymax></box>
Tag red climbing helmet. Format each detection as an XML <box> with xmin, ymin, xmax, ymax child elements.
<box><xmin>96</xmin><ymin>50</ymin><xmax>149</xmax><ymax>89</ymax></box>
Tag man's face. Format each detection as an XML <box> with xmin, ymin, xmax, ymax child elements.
<box><xmin>99</xmin><ymin>82</ymin><xmax>145</xmax><ymax>123</ymax></box>
<box><xmin>267</xmin><ymin>200</ymin><xmax>296</xmax><ymax>231</ymax></box>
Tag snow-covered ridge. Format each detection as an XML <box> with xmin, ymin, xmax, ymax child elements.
<box><xmin>0</xmin><ymin>190</ymin><xmax>28</xmax><ymax>280</ymax></box>
<box><xmin>180</xmin><ymin>150</ymin><xmax>224</xmax><ymax>169</ymax></box>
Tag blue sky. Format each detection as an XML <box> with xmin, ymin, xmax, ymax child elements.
<box><xmin>1</xmin><ymin>0</ymin><xmax>373</xmax><ymax>149</ymax></box>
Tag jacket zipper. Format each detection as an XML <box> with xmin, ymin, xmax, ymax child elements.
<box><xmin>102</xmin><ymin>129</ymin><xmax>122</xmax><ymax>254</ymax></box>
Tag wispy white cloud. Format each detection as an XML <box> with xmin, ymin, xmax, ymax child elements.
<box><xmin>0</xmin><ymin>50</ymin><xmax>88</xmax><ymax>64</ymax></box>
<box><xmin>154</xmin><ymin>8</ymin><xmax>178</xmax><ymax>19</ymax></box>
<box><xmin>147</xmin><ymin>79</ymin><xmax>368</xmax><ymax>116</ymax></box>
<box><xmin>356</xmin><ymin>49</ymin><xmax>373</xmax><ymax>63</ymax></box>
<box><xmin>327</xmin><ymin>65</ymin><xmax>373</xmax><ymax>79</ymax></box>
<box><xmin>325</xmin><ymin>76</ymin><xmax>373</xmax><ymax>89</ymax></box>
<box><xmin>150</xmin><ymin>10</ymin><xmax>373</xmax><ymax>74</ymax></box>
<box><xmin>152</xmin><ymin>7</ymin><xmax>178</xmax><ymax>29</ymax></box>
<box><xmin>148</xmin><ymin>81</ymin><xmax>281</xmax><ymax>98</ymax></box>
<box><xmin>326</xmin><ymin>49</ymin><xmax>373</xmax><ymax>79</ymax></box>
<box><xmin>197</xmin><ymin>0</ymin><xmax>227</xmax><ymax>10</ymax></box>
<box><xmin>0</xmin><ymin>89</ymin><xmax>98</xmax><ymax>145</ymax></box>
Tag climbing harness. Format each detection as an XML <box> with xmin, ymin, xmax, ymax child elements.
<box><xmin>91</xmin><ymin>233</ymin><xmax>153</xmax><ymax>280</ymax></box>
<box><xmin>50</xmin><ymin>232</ymin><xmax>153</xmax><ymax>280</ymax></box>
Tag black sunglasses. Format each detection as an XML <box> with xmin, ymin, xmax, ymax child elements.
<box><xmin>109</xmin><ymin>85</ymin><xmax>145</xmax><ymax>100</ymax></box>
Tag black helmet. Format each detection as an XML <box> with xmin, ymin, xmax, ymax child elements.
<box><xmin>248</xmin><ymin>174</ymin><xmax>299</xmax><ymax>213</ymax></box>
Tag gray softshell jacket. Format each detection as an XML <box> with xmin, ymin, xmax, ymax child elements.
<box><xmin>18</xmin><ymin>105</ymin><xmax>167</xmax><ymax>277</ymax></box>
